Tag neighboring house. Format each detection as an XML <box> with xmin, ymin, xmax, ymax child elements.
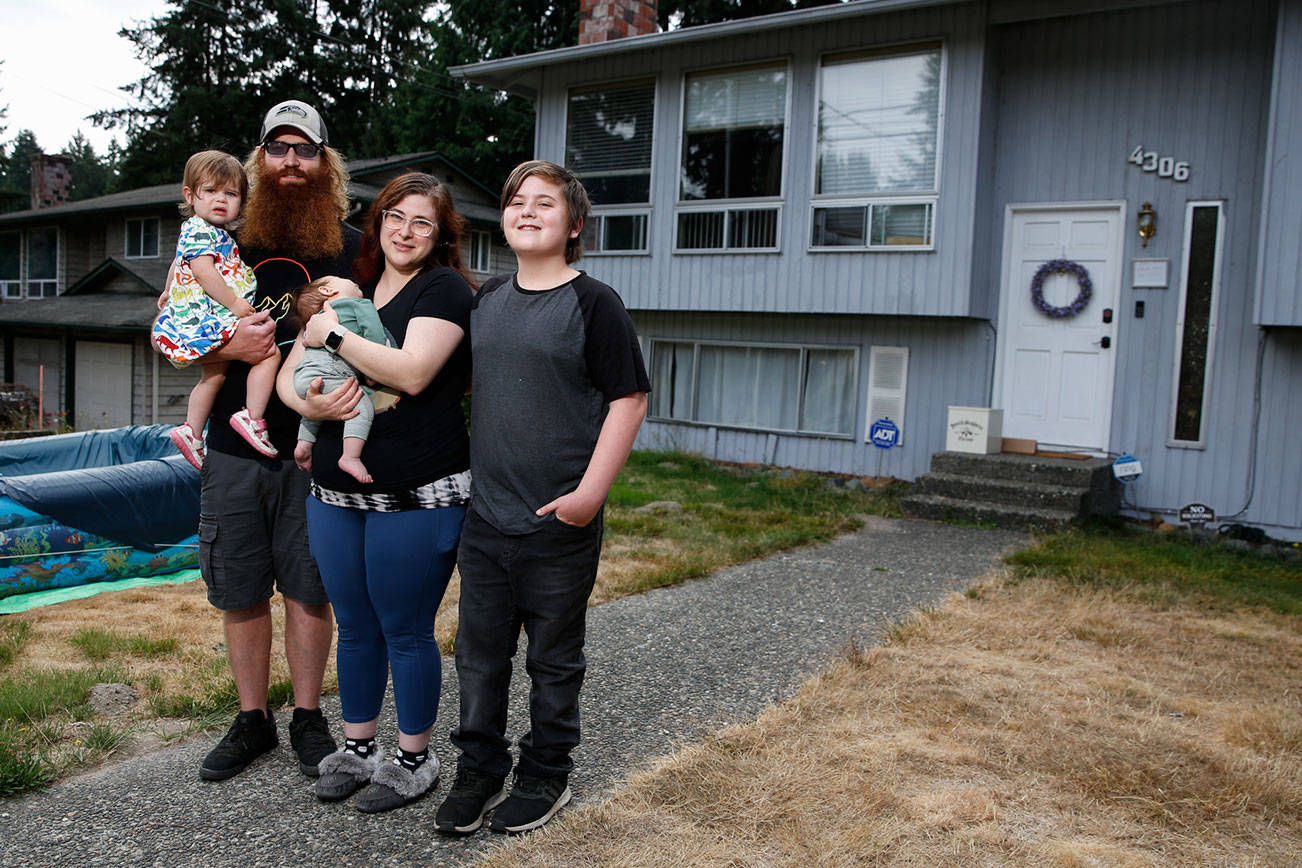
<box><xmin>0</xmin><ymin>152</ymin><xmax>507</xmax><ymax>431</ymax></box>
<box><xmin>453</xmin><ymin>0</ymin><xmax>1302</xmax><ymax>540</ymax></box>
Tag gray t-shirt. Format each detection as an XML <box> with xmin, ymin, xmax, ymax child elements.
<box><xmin>469</xmin><ymin>272</ymin><xmax>650</xmax><ymax>535</ymax></box>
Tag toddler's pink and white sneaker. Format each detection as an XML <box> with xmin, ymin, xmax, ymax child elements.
<box><xmin>230</xmin><ymin>408</ymin><xmax>278</xmax><ymax>457</ymax></box>
<box><xmin>170</xmin><ymin>423</ymin><xmax>205</xmax><ymax>470</ymax></box>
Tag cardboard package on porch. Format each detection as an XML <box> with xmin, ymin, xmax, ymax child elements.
<box><xmin>946</xmin><ymin>406</ymin><xmax>1003</xmax><ymax>454</ymax></box>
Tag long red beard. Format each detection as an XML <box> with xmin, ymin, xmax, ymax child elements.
<box><xmin>237</xmin><ymin>163</ymin><xmax>344</xmax><ymax>259</ymax></box>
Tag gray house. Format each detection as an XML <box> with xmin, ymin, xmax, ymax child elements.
<box><xmin>0</xmin><ymin>152</ymin><xmax>507</xmax><ymax>431</ymax></box>
<box><xmin>453</xmin><ymin>0</ymin><xmax>1302</xmax><ymax>541</ymax></box>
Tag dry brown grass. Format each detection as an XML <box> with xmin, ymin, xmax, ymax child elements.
<box><xmin>478</xmin><ymin>577</ymin><xmax>1302</xmax><ymax>867</ymax></box>
<box><xmin>11</xmin><ymin>549</ymin><xmax>616</xmax><ymax>726</ymax></box>
<box><xmin>20</xmin><ymin>581</ymin><xmax>239</xmax><ymax>701</ymax></box>
<box><xmin>15</xmin><ymin>573</ymin><xmax>468</xmax><ymax>719</ymax></box>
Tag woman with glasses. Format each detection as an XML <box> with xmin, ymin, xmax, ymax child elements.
<box><xmin>276</xmin><ymin>172</ymin><xmax>476</xmax><ymax>812</ymax></box>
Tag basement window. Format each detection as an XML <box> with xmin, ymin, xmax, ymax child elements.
<box><xmin>649</xmin><ymin>339</ymin><xmax>856</xmax><ymax>436</ymax></box>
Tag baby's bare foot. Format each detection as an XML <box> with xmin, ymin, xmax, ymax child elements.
<box><xmin>338</xmin><ymin>456</ymin><xmax>372</xmax><ymax>484</ymax></box>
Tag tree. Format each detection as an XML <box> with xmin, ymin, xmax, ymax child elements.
<box><xmin>373</xmin><ymin>1</ymin><xmax>578</xmax><ymax>185</ymax></box>
<box><xmin>64</xmin><ymin>132</ymin><xmax>118</xmax><ymax>201</ymax></box>
<box><xmin>0</xmin><ymin>59</ymin><xmax>10</xmax><ymax>201</ymax></box>
<box><xmin>313</xmin><ymin>0</ymin><xmax>434</xmax><ymax>157</ymax></box>
<box><xmin>0</xmin><ymin>130</ymin><xmax>42</xmax><ymax>213</ymax></box>
<box><xmin>0</xmin><ymin>59</ymin><xmax>9</xmax><ymax>142</ymax></box>
<box><xmin>94</xmin><ymin>0</ymin><xmax>322</xmax><ymax>188</ymax></box>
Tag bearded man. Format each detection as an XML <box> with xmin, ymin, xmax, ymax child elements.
<box><xmin>195</xmin><ymin>99</ymin><xmax>363</xmax><ymax>783</ymax></box>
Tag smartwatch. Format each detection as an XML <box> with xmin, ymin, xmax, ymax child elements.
<box><xmin>324</xmin><ymin>327</ymin><xmax>346</xmax><ymax>354</ymax></box>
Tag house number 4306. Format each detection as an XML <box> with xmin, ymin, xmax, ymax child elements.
<box><xmin>1128</xmin><ymin>146</ymin><xmax>1190</xmax><ymax>181</ymax></box>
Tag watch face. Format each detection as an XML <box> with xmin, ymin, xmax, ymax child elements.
<box><xmin>326</xmin><ymin>329</ymin><xmax>344</xmax><ymax>350</ymax></box>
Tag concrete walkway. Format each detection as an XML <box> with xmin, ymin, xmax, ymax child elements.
<box><xmin>0</xmin><ymin>517</ymin><xmax>1026</xmax><ymax>867</ymax></box>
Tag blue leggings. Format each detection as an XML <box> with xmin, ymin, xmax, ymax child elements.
<box><xmin>306</xmin><ymin>497</ymin><xmax>465</xmax><ymax>736</ymax></box>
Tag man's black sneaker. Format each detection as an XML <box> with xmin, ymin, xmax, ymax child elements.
<box><xmin>488</xmin><ymin>773</ymin><xmax>572</xmax><ymax>835</ymax></box>
<box><xmin>289</xmin><ymin>706</ymin><xmax>336</xmax><ymax>777</ymax></box>
<box><xmin>199</xmin><ymin>708</ymin><xmax>277</xmax><ymax>781</ymax></box>
<box><xmin>434</xmin><ymin>766</ymin><xmax>508</xmax><ymax>835</ymax></box>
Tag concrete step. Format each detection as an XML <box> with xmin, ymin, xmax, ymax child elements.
<box><xmin>900</xmin><ymin>493</ymin><xmax>1079</xmax><ymax>533</ymax></box>
<box><xmin>913</xmin><ymin>472</ymin><xmax>1089</xmax><ymax>512</ymax></box>
<box><xmin>930</xmin><ymin>451</ymin><xmax>1113</xmax><ymax>488</ymax></box>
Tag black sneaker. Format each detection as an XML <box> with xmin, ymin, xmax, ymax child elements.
<box><xmin>488</xmin><ymin>773</ymin><xmax>572</xmax><ymax>835</ymax></box>
<box><xmin>434</xmin><ymin>766</ymin><xmax>508</xmax><ymax>835</ymax></box>
<box><xmin>289</xmin><ymin>707</ymin><xmax>337</xmax><ymax>777</ymax></box>
<box><xmin>199</xmin><ymin>708</ymin><xmax>277</xmax><ymax>781</ymax></box>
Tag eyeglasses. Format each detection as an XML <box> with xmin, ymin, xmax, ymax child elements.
<box><xmin>261</xmin><ymin>140</ymin><xmax>322</xmax><ymax>159</ymax></box>
<box><xmin>381</xmin><ymin>210</ymin><xmax>436</xmax><ymax>237</ymax></box>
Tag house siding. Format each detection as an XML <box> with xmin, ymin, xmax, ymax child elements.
<box><xmin>481</xmin><ymin>0</ymin><xmax>1302</xmax><ymax>538</ymax></box>
<box><xmin>1256</xmin><ymin>0</ymin><xmax>1302</xmax><ymax>326</ymax></box>
<box><xmin>64</xmin><ymin>219</ymin><xmax>96</xmax><ymax>293</ymax></box>
<box><xmin>632</xmin><ymin>310</ymin><xmax>990</xmax><ymax>479</ymax></box>
<box><xmin>1249</xmin><ymin>329</ymin><xmax>1302</xmax><ymax>530</ymax></box>
<box><xmin>112</xmin><ymin>213</ymin><xmax>180</xmax><ymax>288</ymax></box>
<box><xmin>535</xmin><ymin>2</ymin><xmax>989</xmax><ymax>317</ymax></box>
<box><xmin>985</xmin><ymin>0</ymin><xmax>1292</xmax><ymax>533</ymax></box>
<box><xmin>133</xmin><ymin>339</ymin><xmax>199</xmax><ymax>427</ymax></box>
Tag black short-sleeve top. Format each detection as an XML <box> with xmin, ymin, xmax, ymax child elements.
<box><xmin>309</xmin><ymin>266</ymin><xmax>472</xmax><ymax>494</ymax></box>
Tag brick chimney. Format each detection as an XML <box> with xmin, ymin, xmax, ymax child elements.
<box><xmin>579</xmin><ymin>0</ymin><xmax>658</xmax><ymax>44</ymax></box>
<box><xmin>30</xmin><ymin>154</ymin><xmax>74</xmax><ymax>210</ymax></box>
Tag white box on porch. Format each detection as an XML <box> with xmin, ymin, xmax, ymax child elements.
<box><xmin>946</xmin><ymin>406</ymin><xmax>1003</xmax><ymax>454</ymax></box>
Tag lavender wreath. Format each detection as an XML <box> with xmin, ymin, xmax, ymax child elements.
<box><xmin>1030</xmin><ymin>259</ymin><xmax>1092</xmax><ymax>318</ymax></box>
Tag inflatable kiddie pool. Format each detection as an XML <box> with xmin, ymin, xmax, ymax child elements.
<box><xmin>0</xmin><ymin>426</ymin><xmax>199</xmax><ymax>601</ymax></box>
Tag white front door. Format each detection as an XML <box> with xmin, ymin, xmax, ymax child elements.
<box><xmin>74</xmin><ymin>341</ymin><xmax>133</xmax><ymax>430</ymax></box>
<box><xmin>995</xmin><ymin>204</ymin><xmax>1123</xmax><ymax>451</ymax></box>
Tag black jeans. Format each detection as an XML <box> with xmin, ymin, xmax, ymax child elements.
<box><xmin>451</xmin><ymin>506</ymin><xmax>603</xmax><ymax>780</ymax></box>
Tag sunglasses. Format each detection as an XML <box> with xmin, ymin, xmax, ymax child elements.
<box><xmin>382</xmin><ymin>210</ymin><xmax>436</xmax><ymax>237</ymax></box>
<box><xmin>261</xmin><ymin>140</ymin><xmax>322</xmax><ymax>159</ymax></box>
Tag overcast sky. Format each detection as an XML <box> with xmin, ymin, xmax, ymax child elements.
<box><xmin>2</xmin><ymin>0</ymin><xmax>166</xmax><ymax>155</ymax></box>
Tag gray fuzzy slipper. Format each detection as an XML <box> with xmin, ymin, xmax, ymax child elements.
<box><xmin>355</xmin><ymin>755</ymin><xmax>440</xmax><ymax>814</ymax></box>
<box><xmin>315</xmin><ymin>748</ymin><xmax>383</xmax><ymax>802</ymax></box>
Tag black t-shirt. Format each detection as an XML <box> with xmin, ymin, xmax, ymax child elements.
<box><xmin>208</xmin><ymin>223</ymin><xmax>362</xmax><ymax>458</ymax></box>
<box><xmin>310</xmin><ymin>266</ymin><xmax>473</xmax><ymax>494</ymax></box>
<box><xmin>468</xmin><ymin>271</ymin><xmax>650</xmax><ymax>534</ymax></box>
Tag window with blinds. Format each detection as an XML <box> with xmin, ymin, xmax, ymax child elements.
<box><xmin>675</xmin><ymin>62</ymin><xmax>786</xmax><ymax>251</ymax></box>
<box><xmin>566</xmin><ymin>80</ymin><xmax>655</xmax><ymax>252</ymax></box>
<box><xmin>648</xmin><ymin>339</ymin><xmax>857</xmax><ymax>436</ymax></box>
<box><xmin>811</xmin><ymin>45</ymin><xmax>942</xmax><ymax>252</ymax></box>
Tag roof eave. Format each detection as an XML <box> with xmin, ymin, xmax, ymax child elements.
<box><xmin>449</xmin><ymin>0</ymin><xmax>960</xmax><ymax>92</ymax></box>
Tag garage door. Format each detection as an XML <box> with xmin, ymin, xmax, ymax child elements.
<box><xmin>74</xmin><ymin>341</ymin><xmax>132</xmax><ymax>429</ymax></box>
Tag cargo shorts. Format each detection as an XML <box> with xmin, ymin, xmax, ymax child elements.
<box><xmin>198</xmin><ymin>448</ymin><xmax>326</xmax><ymax>611</ymax></box>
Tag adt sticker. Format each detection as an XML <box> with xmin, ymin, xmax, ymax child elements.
<box><xmin>869</xmin><ymin>418</ymin><xmax>899</xmax><ymax>449</ymax></box>
<box><xmin>1113</xmin><ymin>454</ymin><xmax>1143</xmax><ymax>483</ymax></box>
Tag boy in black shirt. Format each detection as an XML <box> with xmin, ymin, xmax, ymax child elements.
<box><xmin>436</xmin><ymin>161</ymin><xmax>649</xmax><ymax>835</ymax></box>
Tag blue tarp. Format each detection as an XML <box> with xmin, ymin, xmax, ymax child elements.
<box><xmin>0</xmin><ymin>425</ymin><xmax>178</xmax><ymax>475</ymax></box>
<box><xmin>0</xmin><ymin>427</ymin><xmax>199</xmax><ymax>550</ymax></box>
